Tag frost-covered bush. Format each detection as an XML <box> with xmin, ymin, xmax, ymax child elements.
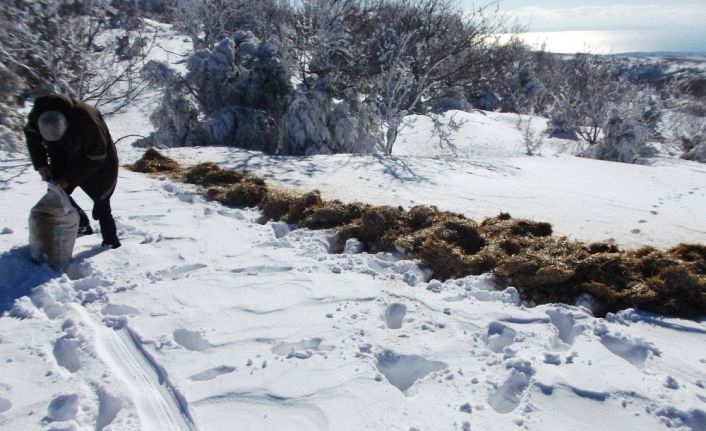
<box><xmin>146</xmin><ymin>28</ymin><xmax>385</xmax><ymax>154</ymax></box>
<box><xmin>140</xmin><ymin>33</ymin><xmax>291</xmax><ymax>151</ymax></box>
<box><xmin>621</xmin><ymin>61</ymin><xmax>667</xmax><ymax>85</ymax></box>
<box><xmin>502</xmin><ymin>63</ymin><xmax>544</xmax><ymax>113</ymax></box>
<box><xmin>467</xmin><ymin>79</ymin><xmax>501</xmax><ymax>111</ymax></box>
<box><xmin>0</xmin><ymin>64</ymin><xmax>24</xmax><ymax>132</ymax></box>
<box><xmin>546</xmin><ymin>109</ymin><xmax>579</xmax><ymax>140</ymax></box>
<box><xmin>586</xmin><ymin>109</ymin><xmax>651</xmax><ymax>163</ymax></box>
<box><xmin>431</xmin><ymin>87</ymin><xmax>472</xmax><ymax>113</ymax></box>
<box><xmin>1</xmin><ymin>0</ymin><xmax>154</xmax><ymax>114</ymax></box>
<box><xmin>667</xmin><ymin>113</ymin><xmax>706</xmax><ymax>162</ymax></box>
<box><xmin>135</xmin><ymin>82</ymin><xmax>202</xmax><ymax>148</ymax></box>
<box><xmin>279</xmin><ymin>90</ymin><xmax>381</xmax><ymax>155</ymax></box>
<box><xmin>682</xmin><ymin>141</ymin><xmax>706</xmax><ymax>162</ymax></box>
<box><xmin>174</xmin><ymin>0</ymin><xmax>295</xmax><ymax>50</ymax></box>
<box><xmin>141</xmin><ymin>60</ymin><xmax>178</xmax><ymax>87</ymax></box>
<box><xmin>186</xmin><ymin>34</ymin><xmax>290</xmax><ymax>116</ymax></box>
<box><xmin>0</xmin><ymin>125</ymin><xmax>23</xmax><ymax>153</ymax></box>
<box><xmin>202</xmin><ymin>106</ymin><xmax>278</xmax><ymax>152</ymax></box>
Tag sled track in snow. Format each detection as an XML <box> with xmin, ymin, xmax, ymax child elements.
<box><xmin>72</xmin><ymin>305</ymin><xmax>196</xmax><ymax>431</ymax></box>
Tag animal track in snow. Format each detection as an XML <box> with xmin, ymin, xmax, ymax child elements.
<box><xmin>485</xmin><ymin>321</ymin><xmax>517</xmax><ymax>353</ymax></box>
<box><xmin>173</xmin><ymin>329</ymin><xmax>212</xmax><ymax>352</ymax></box>
<box><xmin>375</xmin><ymin>350</ymin><xmax>447</xmax><ymax>394</ymax></box>
<box><xmin>383</xmin><ymin>303</ymin><xmax>407</xmax><ymax>329</ymax></box>
<box><xmin>190</xmin><ymin>365</ymin><xmax>236</xmax><ymax>381</ymax></box>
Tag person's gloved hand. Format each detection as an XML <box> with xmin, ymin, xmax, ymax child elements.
<box><xmin>54</xmin><ymin>178</ymin><xmax>69</xmax><ymax>189</ymax></box>
<box><xmin>37</xmin><ymin>166</ymin><xmax>51</xmax><ymax>181</ymax></box>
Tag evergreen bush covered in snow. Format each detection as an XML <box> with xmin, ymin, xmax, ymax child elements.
<box><xmin>280</xmin><ymin>90</ymin><xmax>381</xmax><ymax>155</ymax></box>
<box><xmin>587</xmin><ymin>109</ymin><xmax>650</xmax><ymax>163</ymax></box>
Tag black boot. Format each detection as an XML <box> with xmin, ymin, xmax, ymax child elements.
<box><xmin>99</xmin><ymin>217</ymin><xmax>120</xmax><ymax>249</ymax></box>
<box><xmin>70</xmin><ymin>198</ymin><xmax>93</xmax><ymax>237</ymax></box>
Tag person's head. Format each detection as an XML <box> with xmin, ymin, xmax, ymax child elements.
<box><xmin>37</xmin><ymin>110</ymin><xmax>68</xmax><ymax>142</ymax></box>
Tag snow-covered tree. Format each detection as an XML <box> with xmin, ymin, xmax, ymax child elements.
<box><xmin>548</xmin><ymin>54</ymin><xmax>628</xmax><ymax>146</ymax></box>
<box><xmin>588</xmin><ymin>108</ymin><xmax>649</xmax><ymax>163</ymax></box>
<box><xmin>367</xmin><ymin>0</ymin><xmax>501</xmax><ymax>154</ymax></box>
<box><xmin>0</xmin><ymin>0</ymin><xmax>155</xmax><ymax>115</ymax></box>
<box><xmin>137</xmin><ymin>32</ymin><xmax>290</xmax><ymax>152</ymax></box>
<box><xmin>279</xmin><ymin>88</ymin><xmax>380</xmax><ymax>155</ymax></box>
<box><xmin>174</xmin><ymin>0</ymin><xmax>295</xmax><ymax>50</ymax></box>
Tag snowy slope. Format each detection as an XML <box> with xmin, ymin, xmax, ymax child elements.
<box><xmin>1</xmin><ymin>114</ymin><xmax>706</xmax><ymax>430</ymax></box>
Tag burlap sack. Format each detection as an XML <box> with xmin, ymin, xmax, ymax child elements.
<box><xmin>28</xmin><ymin>183</ymin><xmax>79</xmax><ymax>271</ymax></box>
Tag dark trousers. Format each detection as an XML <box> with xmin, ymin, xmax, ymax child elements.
<box><xmin>65</xmin><ymin>181</ymin><xmax>118</xmax><ymax>244</ymax></box>
<box><xmin>47</xmin><ymin>147</ymin><xmax>118</xmax><ymax>244</ymax></box>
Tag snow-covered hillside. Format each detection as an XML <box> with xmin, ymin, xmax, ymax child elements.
<box><xmin>1</xmin><ymin>101</ymin><xmax>705</xmax><ymax>430</ymax></box>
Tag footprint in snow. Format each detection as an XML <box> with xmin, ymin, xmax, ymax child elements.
<box><xmin>44</xmin><ymin>393</ymin><xmax>79</xmax><ymax>423</ymax></box>
<box><xmin>95</xmin><ymin>387</ymin><xmax>122</xmax><ymax>431</ymax></box>
<box><xmin>150</xmin><ymin>264</ymin><xmax>207</xmax><ymax>280</ymax></box>
<box><xmin>102</xmin><ymin>304</ymin><xmax>140</xmax><ymax>317</ymax></box>
<box><xmin>487</xmin><ymin>360</ymin><xmax>535</xmax><ymax>414</ymax></box>
<box><xmin>190</xmin><ymin>365</ymin><xmax>236</xmax><ymax>381</ymax></box>
<box><xmin>485</xmin><ymin>321</ymin><xmax>517</xmax><ymax>353</ymax></box>
<box><xmin>383</xmin><ymin>303</ymin><xmax>407</xmax><ymax>329</ymax></box>
<box><xmin>53</xmin><ymin>335</ymin><xmax>82</xmax><ymax>373</ymax></box>
<box><xmin>0</xmin><ymin>397</ymin><xmax>11</xmax><ymax>414</ymax></box>
<box><xmin>65</xmin><ymin>260</ymin><xmax>94</xmax><ymax>281</ymax></box>
<box><xmin>599</xmin><ymin>334</ymin><xmax>660</xmax><ymax>369</ymax></box>
<box><xmin>375</xmin><ymin>350</ymin><xmax>447</xmax><ymax>395</ymax></box>
<box><xmin>546</xmin><ymin>308</ymin><xmax>584</xmax><ymax>346</ymax></box>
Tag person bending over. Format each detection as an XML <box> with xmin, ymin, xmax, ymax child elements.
<box><xmin>25</xmin><ymin>94</ymin><xmax>121</xmax><ymax>249</ymax></box>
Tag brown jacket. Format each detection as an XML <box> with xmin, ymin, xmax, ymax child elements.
<box><xmin>24</xmin><ymin>94</ymin><xmax>118</xmax><ymax>190</ymax></box>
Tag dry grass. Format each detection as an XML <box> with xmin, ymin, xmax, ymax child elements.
<box><xmin>301</xmin><ymin>201</ymin><xmax>368</xmax><ymax>230</ymax></box>
<box><xmin>127</xmin><ymin>148</ymin><xmax>182</xmax><ymax>175</ymax></box>
<box><xmin>184</xmin><ymin>162</ymin><xmax>245</xmax><ymax>186</ymax></box>
<box><xmin>128</xmin><ymin>149</ymin><xmax>706</xmax><ymax>318</ymax></box>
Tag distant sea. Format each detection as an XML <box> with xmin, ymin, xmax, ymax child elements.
<box><xmin>511</xmin><ymin>29</ymin><xmax>706</xmax><ymax>55</ymax></box>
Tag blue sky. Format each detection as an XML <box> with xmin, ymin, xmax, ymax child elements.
<box><xmin>475</xmin><ymin>1</ymin><xmax>706</xmax><ymax>32</ymax></box>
